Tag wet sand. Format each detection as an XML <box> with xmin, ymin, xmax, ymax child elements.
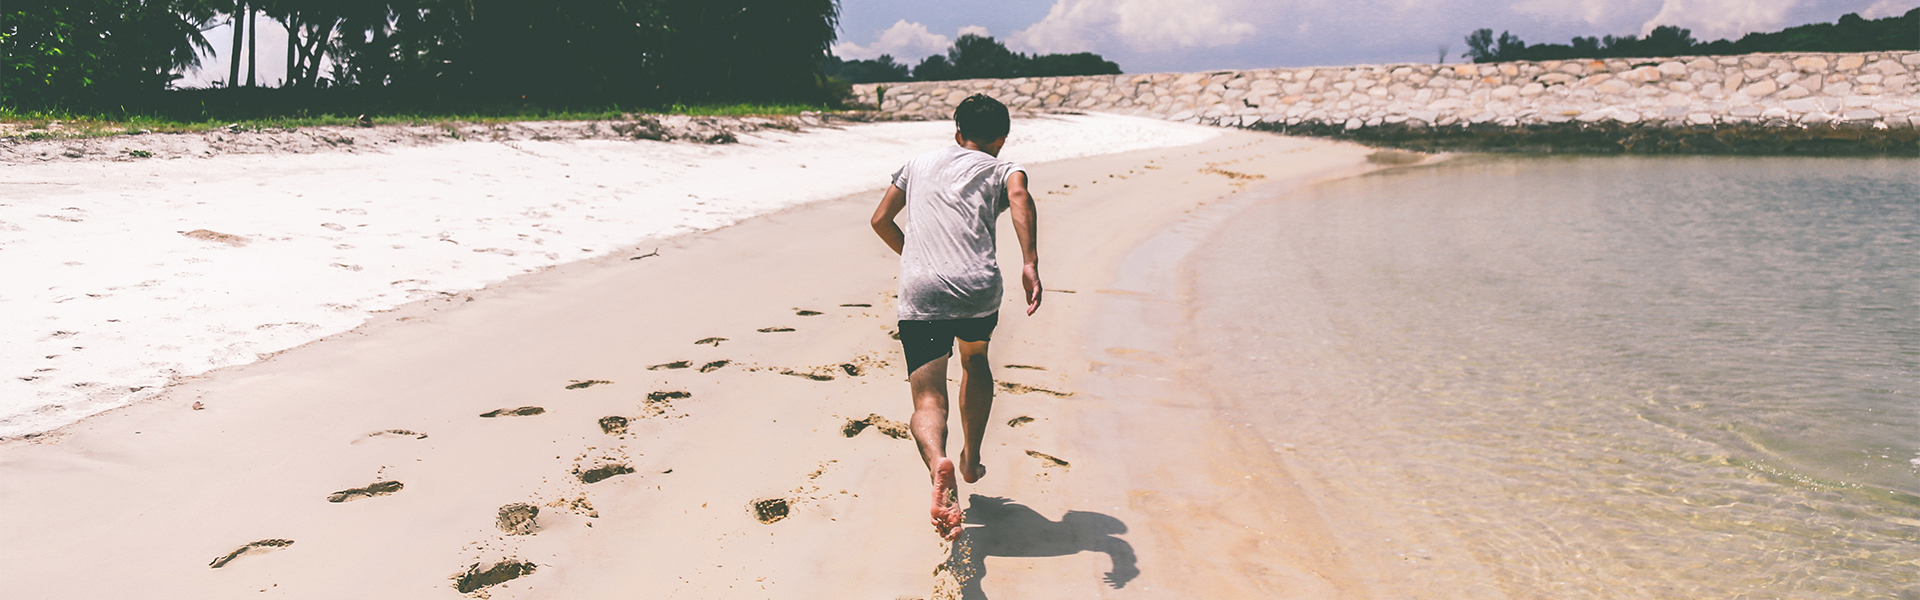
<box><xmin>0</xmin><ymin>125</ymin><xmax>1386</xmax><ymax>598</ymax></box>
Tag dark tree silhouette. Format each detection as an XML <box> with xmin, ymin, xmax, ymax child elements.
<box><xmin>904</xmin><ymin>34</ymin><xmax>1120</xmax><ymax>82</ymax></box>
<box><xmin>1463</xmin><ymin>8</ymin><xmax>1917</xmax><ymax>63</ymax></box>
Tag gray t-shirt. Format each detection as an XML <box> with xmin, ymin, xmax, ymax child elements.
<box><xmin>891</xmin><ymin>145</ymin><xmax>1025</xmax><ymax>320</ymax></box>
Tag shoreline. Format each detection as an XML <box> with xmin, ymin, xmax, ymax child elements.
<box><xmin>0</xmin><ymin>124</ymin><xmax>1391</xmax><ymax>597</ymax></box>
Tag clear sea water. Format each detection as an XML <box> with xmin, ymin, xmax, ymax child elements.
<box><xmin>1187</xmin><ymin>156</ymin><xmax>1919</xmax><ymax>598</ymax></box>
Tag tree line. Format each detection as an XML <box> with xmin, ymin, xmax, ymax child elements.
<box><xmin>825</xmin><ymin>34</ymin><xmax>1120</xmax><ymax>83</ymax></box>
<box><xmin>1464</xmin><ymin>8</ymin><xmax>1919</xmax><ymax>63</ymax></box>
<box><xmin>2</xmin><ymin>0</ymin><xmax>843</xmax><ymax>114</ymax></box>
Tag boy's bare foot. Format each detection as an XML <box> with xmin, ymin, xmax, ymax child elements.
<box><xmin>931</xmin><ymin>458</ymin><xmax>962</xmax><ymax>540</ymax></box>
<box><xmin>958</xmin><ymin>449</ymin><xmax>987</xmax><ymax>484</ymax></box>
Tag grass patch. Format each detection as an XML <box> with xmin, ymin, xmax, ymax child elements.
<box><xmin>0</xmin><ymin>103</ymin><xmax>835</xmax><ymax>141</ymax></box>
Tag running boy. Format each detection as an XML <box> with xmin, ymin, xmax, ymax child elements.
<box><xmin>869</xmin><ymin>94</ymin><xmax>1042</xmax><ymax>541</ymax></box>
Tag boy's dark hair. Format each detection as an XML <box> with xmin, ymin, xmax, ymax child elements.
<box><xmin>954</xmin><ymin>94</ymin><xmax>1010</xmax><ymax>142</ymax></box>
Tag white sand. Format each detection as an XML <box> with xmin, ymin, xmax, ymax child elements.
<box><xmin>0</xmin><ymin>114</ymin><xmax>1216</xmax><ymax>438</ymax></box>
<box><xmin>0</xmin><ymin>118</ymin><xmax>1430</xmax><ymax>598</ymax></box>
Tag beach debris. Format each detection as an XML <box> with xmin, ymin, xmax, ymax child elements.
<box><xmin>574</xmin><ymin>463</ymin><xmax>634</xmax><ymax>484</ymax></box>
<box><xmin>795</xmin><ymin>309</ymin><xmax>823</xmax><ymax>316</ymax></box>
<box><xmin>496</xmin><ymin>503</ymin><xmax>540</xmax><ymax>535</ymax></box>
<box><xmin>752</xmin><ymin>497</ymin><xmax>791</xmax><ymax>524</ymax></box>
<box><xmin>1007</xmin><ymin>416</ymin><xmax>1036</xmax><ymax>427</ymax></box>
<box><xmin>698</xmin><ymin>359</ymin><xmax>731</xmax><ymax>373</ymax></box>
<box><xmin>647</xmin><ymin>360</ymin><xmax>690</xmax><ymax>371</ymax></box>
<box><xmin>564</xmin><ymin>379</ymin><xmax>612</xmax><ymax>389</ymax></box>
<box><xmin>629</xmin><ymin>247</ymin><xmax>661</xmax><ymax>261</ymax></box>
<box><xmin>453</xmin><ymin>559</ymin><xmax>537</xmax><ymax>594</ymax></box>
<box><xmin>842</xmin><ymin>414</ymin><xmax>911</xmax><ymax>439</ymax></box>
<box><xmin>839</xmin><ymin>363</ymin><xmax>863</xmax><ymax>377</ymax></box>
<box><xmin>839</xmin><ymin>303</ymin><xmax>871</xmax><ymax>307</ymax></box>
<box><xmin>180</xmin><ymin>229</ymin><xmax>249</xmax><ymax>246</ymax></box>
<box><xmin>597</xmin><ymin>416</ymin><xmax>629</xmax><ymax>435</ymax></box>
<box><xmin>191</xmin><ymin>401</ymin><xmax>204</xmax><ymax>410</ymax></box>
<box><xmin>356</xmin><ymin>114</ymin><xmax>374</xmax><ymax>128</ymax></box>
<box><xmin>757</xmin><ymin>326</ymin><xmax>796</xmax><ymax>333</ymax></box>
<box><xmin>997</xmin><ymin>381</ymin><xmax>1073</xmax><ymax>397</ymax></box>
<box><xmin>1003</xmin><ymin>364</ymin><xmax>1046</xmax><ymax>370</ymax></box>
<box><xmin>480</xmin><ymin>406</ymin><xmax>545</xmax><ymax>418</ymax></box>
<box><xmin>1026</xmin><ymin>450</ymin><xmax>1070</xmax><ymax>469</ymax></box>
<box><xmin>327</xmin><ymin>480</ymin><xmax>404</xmax><ymax>503</ymax></box>
<box><xmin>208</xmin><ymin>539</ymin><xmax>293</xmax><ymax>568</ymax></box>
<box><xmin>694</xmin><ymin>337</ymin><xmax>727</xmax><ymax>346</ymax></box>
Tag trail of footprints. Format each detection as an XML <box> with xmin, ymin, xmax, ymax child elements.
<box><xmin>207</xmin><ymin>299</ymin><xmax>1075</xmax><ymax>594</ymax></box>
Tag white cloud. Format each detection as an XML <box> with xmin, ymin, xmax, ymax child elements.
<box><xmin>1859</xmin><ymin>0</ymin><xmax>1918</xmax><ymax>18</ymax></box>
<box><xmin>1009</xmin><ymin>0</ymin><xmax>1257</xmax><ymax>55</ymax></box>
<box><xmin>1638</xmin><ymin>0</ymin><xmax>1796</xmax><ymax>40</ymax></box>
<box><xmin>832</xmin><ymin>20</ymin><xmax>953</xmax><ymax>61</ymax></box>
<box><xmin>958</xmin><ymin>25</ymin><xmax>992</xmax><ymax>38</ymax></box>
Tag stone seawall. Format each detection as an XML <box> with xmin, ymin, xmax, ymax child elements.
<box><xmin>850</xmin><ymin>52</ymin><xmax>1920</xmax><ymax>154</ymax></box>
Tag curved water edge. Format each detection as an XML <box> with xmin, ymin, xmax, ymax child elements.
<box><xmin>1182</xmin><ymin>154</ymin><xmax>1919</xmax><ymax>596</ymax></box>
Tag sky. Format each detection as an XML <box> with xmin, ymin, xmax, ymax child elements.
<box><xmin>832</xmin><ymin>0</ymin><xmax>1919</xmax><ymax>74</ymax></box>
<box><xmin>179</xmin><ymin>0</ymin><xmax>1915</xmax><ymax>88</ymax></box>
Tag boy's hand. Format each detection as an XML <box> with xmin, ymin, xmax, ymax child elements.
<box><xmin>1022</xmin><ymin>264</ymin><xmax>1043</xmax><ymax>315</ymax></box>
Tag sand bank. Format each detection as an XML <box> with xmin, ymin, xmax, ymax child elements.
<box><xmin>0</xmin><ymin>122</ymin><xmax>1388</xmax><ymax>598</ymax></box>
<box><xmin>0</xmin><ymin>114</ymin><xmax>1214</xmax><ymax>439</ymax></box>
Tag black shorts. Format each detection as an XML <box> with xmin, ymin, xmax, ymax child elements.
<box><xmin>898</xmin><ymin>314</ymin><xmax>999</xmax><ymax>374</ymax></box>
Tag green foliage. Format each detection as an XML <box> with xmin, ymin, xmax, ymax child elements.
<box><xmin>824</xmin><ymin>54</ymin><xmax>913</xmax><ymax>83</ymax></box>
<box><xmin>1464</xmin><ymin>8</ymin><xmax>1918</xmax><ymax>63</ymax></box>
<box><xmin>3</xmin><ymin>0</ymin><xmax>216</xmax><ymax>110</ymax></box>
<box><xmin>5</xmin><ymin>0</ymin><xmax>845</xmax><ymax>115</ymax></box>
<box><xmin>905</xmin><ymin>34</ymin><xmax>1121</xmax><ymax>81</ymax></box>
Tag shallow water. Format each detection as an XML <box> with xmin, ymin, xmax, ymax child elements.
<box><xmin>1187</xmin><ymin>156</ymin><xmax>1919</xmax><ymax>598</ymax></box>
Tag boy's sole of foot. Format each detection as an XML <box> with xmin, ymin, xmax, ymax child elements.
<box><xmin>932</xmin><ymin>458</ymin><xmax>962</xmax><ymax>540</ymax></box>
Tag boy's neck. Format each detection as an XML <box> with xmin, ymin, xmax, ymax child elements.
<box><xmin>955</xmin><ymin>133</ymin><xmax>1006</xmax><ymax>157</ymax></box>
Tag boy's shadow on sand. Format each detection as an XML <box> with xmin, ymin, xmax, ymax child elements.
<box><xmin>947</xmin><ymin>495</ymin><xmax>1139</xmax><ymax>599</ymax></box>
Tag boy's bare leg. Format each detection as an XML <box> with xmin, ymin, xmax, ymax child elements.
<box><xmin>954</xmin><ymin>339</ymin><xmax>994</xmax><ymax>484</ymax></box>
<box><xmin>908</xmin><ymin>354</ymin><xmax>964</xmax><ymax>539</ymax></box>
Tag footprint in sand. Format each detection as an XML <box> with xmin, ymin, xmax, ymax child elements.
<box><xmin>694</xmin><ymin>337</ymin><xmax>727</xmax><ymax>346</ymax></box>
<box><xmin>698</xmin><ymin>359</ymin><xmax>731</xmax><ymax>373</ymax></box>
<box><xmin>1026</xmin><ymin>450</ymin><xmax>1071</xmax><ymax>469</ymax></box>
<box><xmin>1007</xmin><ymin>416</ymin><xmax>1036</xmax><ymax>427</ymax></box>
<box><xmin>997</xmin><ymin>381</ymin><xmax>1073</xmax><ymax>397</ymax></box>
<box><xmin>1003</xmin><ymin>364</ymin><xmax>1046</xmax><ymax>371</ymax></box>
<box><xmin>208</xmin><ymin>539</ymin><xmax>293</xmax><ymax>568</ymax></box>
<box><xmin>496</xmin><ymin>503</ymin><xmax>540</xmax><ymax>535</ymax></box>
<box><xmin>360</xmin><ymin>429</ymin><xmax>429</xmax><ymax>440</ymax></box>
<box><xmin>574</xmin><ymin>463</ymin><xmax>635</xmax><ymax>484</ymax></box>
<box><xmin>565</xmin><ymin>379</ymin><xmax>613</xmax><ymax>389</ymax></box>
<box><xmin>757</xmin><ymin>327</ymin><xmax>795</xmax><ymax>333</ymax></box>
<box><xmin>647</xmin><ymin>361</ymin><xmax>690</xmax><ymax>371</ymax></box>
<box><xmin>480</xmin><ymin>406</ymin><xmax>546</xmax><ymax>418</ymax></box>
<box><xmin>781</xmin><ymin>369</ymin><xmax>834</xmax><ymax>381</ymax></box>
<box><xmin>751</xmin><ymin>497</ymin><xmax>791</xmax><ymax>524</ymax></box>
<box><xmin>795</xmin><ymin>309</ymin><xmax>823</xmax><ymax>316</ymax></box>
<box><xmin>453</xmin><ymin>559</ymin><xmax>538</xmax><ymax>594</ymax></box>
<box><xmin>327</xmin><ymin>480</ymin><xmax>404</xmax><ymax>503</ymax></box>
<box><xmin>642</xmin><ymin>391</ymin><xmax>690</xmax><ymax>418</ymax></box>
<box><xmin>842</xmin><ymin>414</ymin><xmax>911</xmax><ymax>439</ymax></box>
<box><xmin>598</xmin><ymin>416</ymin><xmax>629</xmax><ymax>435</ymax></box>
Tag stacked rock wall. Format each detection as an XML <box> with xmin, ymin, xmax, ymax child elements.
<box><xmin>850</xmin><ymin>52</ymin><xmax>1920</xmax><ymax>153</ymax></box>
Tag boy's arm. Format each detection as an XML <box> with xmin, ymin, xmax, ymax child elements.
<box><xmin>871</xmin><ymin>184</ymin><xmax>908</xmax><ymax>255</ymax></box>
<box><xmin>1007</xmin><ymin>171</ymin><xmax>1042</xmax><ymax>316</ymax></box>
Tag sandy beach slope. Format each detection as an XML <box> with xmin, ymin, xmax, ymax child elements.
<box><xmin>0</xmin><ymin>123</ymin><xmax>1384</xmax><ymax>598</ymax></box>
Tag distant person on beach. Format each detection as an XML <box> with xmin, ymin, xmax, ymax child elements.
<box><xmin>870</xmin><ymin>94</ymin><xmax>1043</xmax><ymax>541</ymax></box>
